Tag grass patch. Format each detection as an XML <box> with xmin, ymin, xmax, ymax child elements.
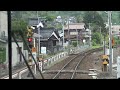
<box><xmin>92</xmin><ymin>45</ymin><xmax>102</xmax><ymax>49</ymax></box>
<box><xmin>0</xmin><ymin>48</ymin><xmax>6</xmax><ymax>63</ymax></box>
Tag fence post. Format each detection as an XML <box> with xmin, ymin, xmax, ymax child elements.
<box><xmin>18</xmin><ymin>72</ymin><xmax>21</xmax><ymax>79</ymax></box>
<box><xmin>38</xmin><ymin>61</ymin><xmax>42</xmax><ymax>72</ymax></box>
<box><xmin>34</xmin><ymin>64</ymin><xmax>36</xmax><ymax>74</ymax></box>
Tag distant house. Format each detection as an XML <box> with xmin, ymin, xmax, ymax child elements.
<box><xmin>64</xmin><ymin>23</ymin><xmax>91</xmax><ymax>45</ymax></box>
<box><xmin>28</xmin><ymin>18</ymin><xmax>62</xmax><ymax>54</ymax></box>
<box><xmin>64</xmin><ymin>23</ymin><xmax>86</xmax><ymax>44</ymax></box>
<box><xmin>32</xmin><ymin>27</ymin><xmax>61</xmax><ymax>54</ymax></box>
<box><xmin>111</xmin><ymin>25</ymin><xmax>120</xmax><ymax>38</ymax></box>
<box><xmin>40</xmin><ymin>28</ymin><xmax>61</xmax><ymax>54</ymax></box>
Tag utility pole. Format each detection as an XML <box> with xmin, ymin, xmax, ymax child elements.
<box><xmin>76</xmin><ymin>27</ymin><xmax>78</xmax><ymax>48</ymax></box>
<box><xmin>100</xmin><ymin>26</ymin><xmax>102</xmax><ymax>45</ymax></box>
<box><xmin>37</xmin><ymin>11</ymin><xmax>40</xmax><ymax>57</ymax></box>
<box><xmin>8</xmin><ymin>11</ymin><xmax>12</xmax><ymax>79</ymax></box>
<box><xmin>108</xmin><ymin>11</ymin><xmax>112</xmax><ymax>75</ymax></box>
<box><xmin>68</xmin><ymin>17</ymin><xmax>70</xmax><ymax>54</ymax></box>
<box><xmin>62</xmin><ymin>21</ymin><xmax>64</xmax><ymax>51</ymax></box>
<box><xmin>89</xmin><ymin>23</ymin><xmax>91</xmax><ymax>47</ymax></box>
<box><xmin>104</xmin><ymin>35</ymin><xmax>105</xmax><ymax>55</ymax></box>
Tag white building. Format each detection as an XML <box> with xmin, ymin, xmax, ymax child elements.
<box><xmin>12</xmin><ymin>41</ymin><xmax>27</xmax><ymax>66</ymax></box>
<box><xmin>0</xmin><ymin>11</ymin><xmax>28</xmax><ymax>67</ymax></box>
<box><xmin>111</xmin><ymin>25</ymin><xmax>120</xmax><ymax>37</ymax></box>
<box><xmin>0</xmin><ymin>11</ymin><xmax>8</xmax><ymax>64</ymax></box>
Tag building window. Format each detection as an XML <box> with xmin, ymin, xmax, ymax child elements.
<box><xmin>17</xmin><ymin>47</ymin><xmax>22</xmax><ymax>62</ymax></box>
<box><xmin>53</xmin><ymin>41</ymin><xmax>56</xmax><ymax>46</ymax></box>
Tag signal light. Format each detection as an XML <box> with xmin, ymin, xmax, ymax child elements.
<box><xmin>28</xmin><ymin>38</ymin><xmax>32</xmax><ymax>42</ymax></box>
<box><xmin>112</xmin><ymin>38</ymin><xmax>115</xmax><ymax>48</ymax></box>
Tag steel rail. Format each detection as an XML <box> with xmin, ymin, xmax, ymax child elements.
<box><xmin>52</xmin><ymin>54</ymin><xmax>79</xmax><ymax>79</ymax></box>
<box><xmin>52</xmin><ymin>47</ymin><xmax>102</xmax><ymax>79</ymax></box>
<box><xmin>71</xmin><ymin>47</ymin><xmax>103</xmax><ymax>79</ymax></box>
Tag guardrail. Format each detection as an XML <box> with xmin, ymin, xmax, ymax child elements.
<box><xmin>1</xmin><ymin>67</ymin><xmax>28</xmax><ymax>79</ymax></box>
<box><xmin>43</xmin><ymin>46</ymin><xmax>89</xmax><ymax>68</ymax></box>
<box><xmin>1</xmin><ymin>62</ymin><xmax>43</xmax><ymax>79</ymax></box>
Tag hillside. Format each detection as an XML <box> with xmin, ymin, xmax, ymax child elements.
<box><xmin>12</xmin><ymin>11</ymin><xmax>120</xmax><ymax>25</ymax></box>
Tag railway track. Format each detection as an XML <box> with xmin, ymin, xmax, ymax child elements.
<box><xmin>1</xmin><ymin>47</ymin><xmax>102</xmax><ymax>79</ymax></box>
<box><xmin>43</xmin><ymin>47</ymin><xmax>102</xmax><ymax>79</ymax></box>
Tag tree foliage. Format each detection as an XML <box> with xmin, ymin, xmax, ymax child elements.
<box><xmin>83</xmin><ymin>11</ymin><xmax>106</xmax><ymax>29</ymax></box>
<box><xmin>92</xmin><ymin>32</ymin><xmax>101</xmax><ymax>45</ymax></box>
<box><xmin>12</xmin><ymin>19</ymin><xmax>27</xmax><ymax>31</ymax></box>
<box><xmin>11</xmin><ymin>19</ymin><xmax>27</xmax><ymax>39</ymax></box>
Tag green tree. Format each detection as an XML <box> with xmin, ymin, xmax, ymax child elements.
<box><xmin>83</xmin><ymin>11</ymin><xmax>106</xmax><ymax>32</ymax></box>
<box><xmin>46</xmin><ymin>15</ymin><xmax>56</xmax><ymax>22</ymax></box>
<box><xmin>92</xmin><ymin>32</ymin><xmax>101</xmax><ymax>45</ymax></box>
<box><xmin>11</xmin><ymin>19</ymin><xmax>27</xmax><ymax>39</ymax></box>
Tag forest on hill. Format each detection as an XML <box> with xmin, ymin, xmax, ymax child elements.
<box><xmin>12</xmin><ymin>11</ymin><xmax>120</xmax><ymax>25</ymax></box>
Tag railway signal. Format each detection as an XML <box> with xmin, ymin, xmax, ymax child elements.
<box><xmin>112</xmin><ymin>37</ymin><xmax>115</xmax><ymax>48</ymax></box>
<box><xmin>27</xmin><ymin>26</ymin><xmax>34</xmax><ymax>37</ymax></box>
<box><xmin>28</xmin><ymin>38</ymin><xmax>32</xmax><ymax>42</ymax></box>
<box><xmin>26</xmin><ymin>26</ymin><xmax>34</xmax><ymax>49</ymax></box>
<box><xmin>101</xmin><ymin>55</ymin><xmax>109</xmax><ymax>72</ymax></box>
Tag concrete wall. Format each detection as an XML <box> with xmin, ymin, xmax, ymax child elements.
<box><xmin>0</xmin><ymin>11</ymin><xmax>8</xmax><ymax>64</ymax></box>
<box><xmin>0</xmin><ymin>11</ymin><xmax>8</xmax><ymax>38</ymax></box>
<box><xmin>12</xmin><ymin>42</ymin><xmax>24</xmax><ymax>66</ymax></box>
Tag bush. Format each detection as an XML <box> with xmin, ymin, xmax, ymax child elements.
<box><xmin>72</xmin><ymin>41</ymin><xmax>77</xmax><ymax>47</ymax></box>
<box><xmin>118</xmin><ymin>40</ymin><xmax>120</xmax><ymax>44</ymax></box>
<box><xmin>92</xmin><ymin>40</ymin><xmax>97</xmax><ymax>46</ymax></box>
<box><xmin>0</xmin><ymin>48</ymin><xmax>6</xmax><ymax>63</ymax></box>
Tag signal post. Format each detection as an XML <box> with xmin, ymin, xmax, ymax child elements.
<box><xmin>26</xmin><ymin>26</ymin><xmax>33</xmax><ymax>77</ymax></box>
<box><xmin>101</xmin><ymin>55</ymin><xmax>109</xmax><ymax>72</ymax></box>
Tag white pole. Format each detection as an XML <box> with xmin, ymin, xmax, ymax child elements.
<box><xmin>62</xmin><ymin>22</ymin><xmax>64</xmax><ymax>50</ymax></box>
<box><xmin>39</xmin><ymin>62</ymin><xmax>42</xmax><ymax>71</ymax></box>
<box><xmin>108</xmin><ymin>11</ymin><xmax>112</xmax><ymax>75</ymax></box>
<box><xmin>76</xmin><ymin>26</ymin><xmax>78</xmax><ymax>48</ymax></box>
<box><xmin>89</xmin><ymin>23</ymin><xmax>91</xmax><ymax>47</ymax></box>
<box><xmin>112</xmin><ymin>49</ymin><xmax>113</xmax><ymax>63</ymax></box>
<box><xmin>37</xmin><ymin>12</ymin><xmax>40</xmax><ymax>56</ymax></box>
<box><xmin>100</xmin><ymin>27</ymin><xmax>102</xmax><ymax>45</ymax></box>
<box><xmin>34</xmin><ymin>64</ymin><xmax>36</xmax><ymax>74</ymax></box>
<box><xmin>34</xmin><ymin>38</ymin><xmax>35</xmax><ymax>47</ymax></box>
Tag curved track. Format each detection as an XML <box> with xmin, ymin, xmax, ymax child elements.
<box><xmin>52</xmin><ymin>48</ymin><xmax>102</xmax><ymax>79</ymax></box>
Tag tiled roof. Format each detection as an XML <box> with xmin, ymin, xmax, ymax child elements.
<box><xmin>64</xmin><ymin>23</ymin><xmax>85</xmax><ymax>30</ymax></box>
<box><xmin>34</xmin><ymin>28</ymin><xmax>60</xmax><ymax>41</ymax></box>
<box><xmin>40</xmin><ymin>28</ymin><xmax>54</xmax><ymax>39</ymax></box>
